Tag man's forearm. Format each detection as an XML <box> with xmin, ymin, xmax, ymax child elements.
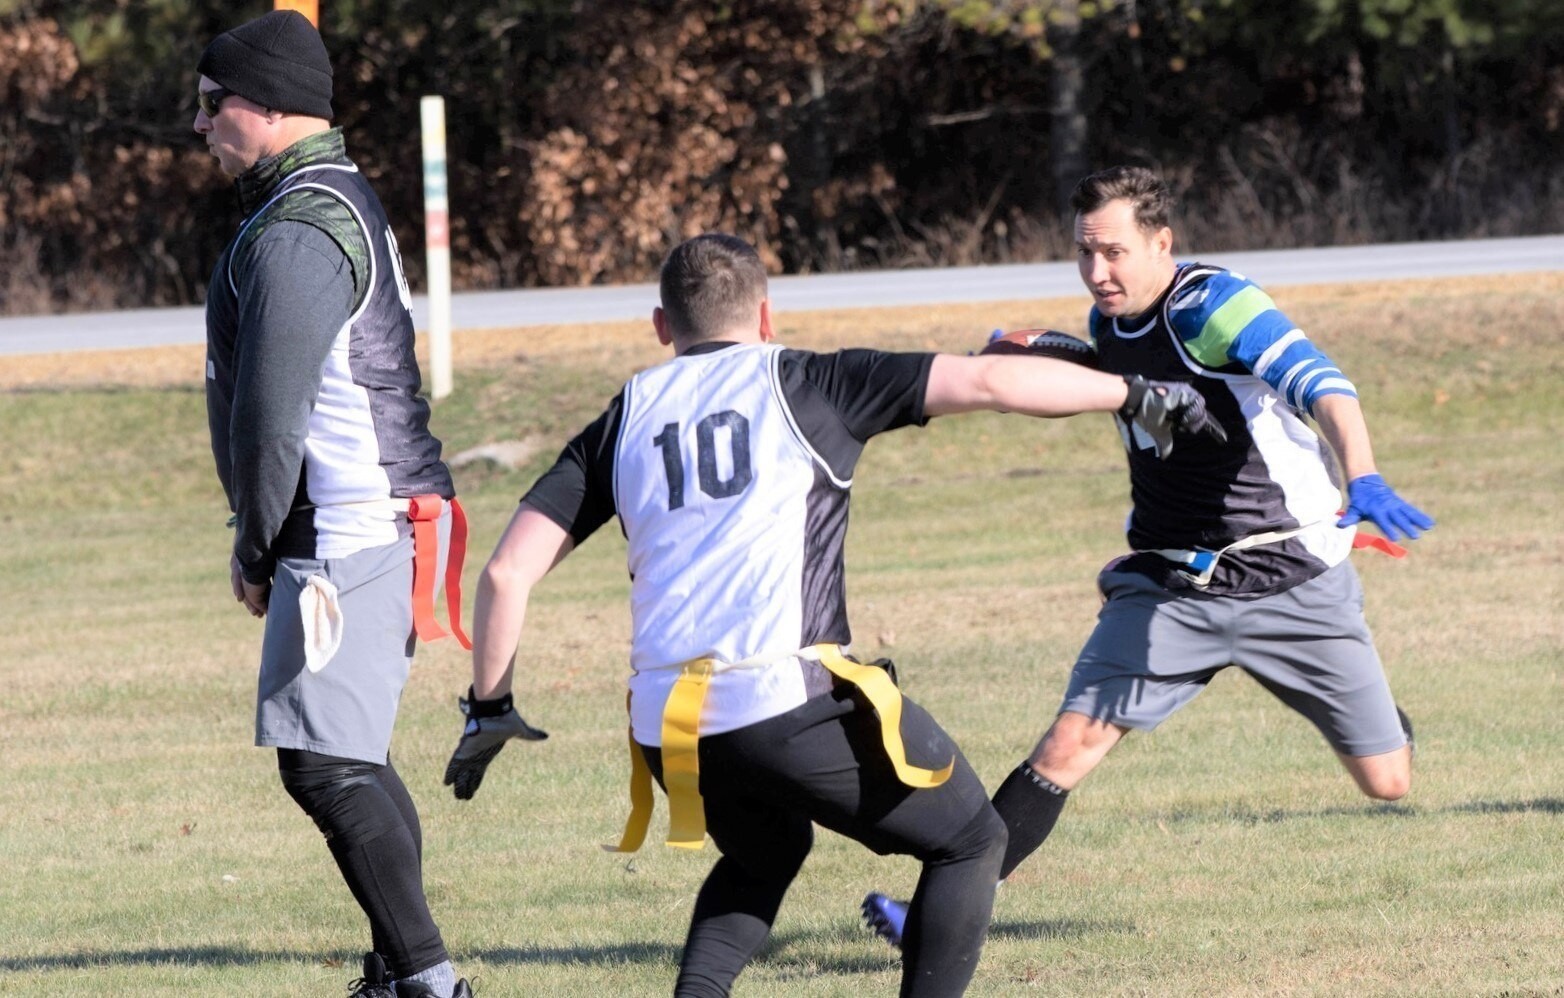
<box><xmin>1312</xmin><ymin>393</ymin><xmax>1378</xmax><ymax>482</ymax></box>
<box><xmin>469</xmin><ymin>505</ymin><xmax>577</xmax><ymax>702</ymax></box>
<box><xmin>925</xmin><ymin>354</ymin><xmax>1127</xmax><ymax>417</ymax></box>
<box><xmin>471</xmin><ymin>566</ymin><xmax>530</xmax><ymax>700</ymax></box>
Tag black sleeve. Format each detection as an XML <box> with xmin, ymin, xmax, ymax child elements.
<box><xmin>776</xmin><ymin>348</ymin><xmax>936</xmax><ymax>482</ymax></box>
<box><xmin>229</xmin><ymin>220</ymin><xmax>355</xmax><ymax>584</ymax></box>
<box><xmin>519</xmin><ymin>392</ymin><xmax>624</xmax><ymax>544</ymax></box>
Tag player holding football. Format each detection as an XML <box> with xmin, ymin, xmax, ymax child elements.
<box><xmin>442</xmin><ymin>233</ymin><xmax>1222</xmax><ymax>997</ymax></box>
<box><xmin>862</xmin><ymin>164</ymin><xmax>1435</xmax><ymax>947</ymax></box>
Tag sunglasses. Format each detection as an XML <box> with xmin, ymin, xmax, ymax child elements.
<box><xmin>197</xmin><ymin>87</ymin><xmax>237</xmax><ymax>117</ymax></box>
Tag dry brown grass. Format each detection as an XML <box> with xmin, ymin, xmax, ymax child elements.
<box><xmin>2</xmin><ymin>271</ymin><xmax>1561</xmax><ymax>996</ymax></box>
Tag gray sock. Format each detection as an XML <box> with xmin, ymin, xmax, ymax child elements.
<box><xmin>402</xmin><ymin>960</ymin><xmax>456</xmax><ymax>997</ymax></box>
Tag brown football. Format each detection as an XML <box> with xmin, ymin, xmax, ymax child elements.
<box><xmin>979</xmin><ymin>329</ymin><xmax>1099</xmax><ymax>368</ymax></box>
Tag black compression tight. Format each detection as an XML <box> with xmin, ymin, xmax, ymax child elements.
<box><xmin>898</xmin><ymin>803</ymin><xmax>1008</xmax><ymax>997</ymax></box>
<box><xmin>647</xmin><ymin>690</ymin><xmax>1007</xmax><ymax>998</ymax></box>
<box><xmin>674</xmin><ymin>836</ymin><xmax>811</xmax><ymax>998</ymax></box>
<box><xmin>277</xmin><ymin>749</ymin><xmax>449</xmax><ymax>977</ymax></box>
<box><xmin>669</xmin><ymin>796</ymin><xmax>1005</xmax><ymax>998</ymax></box>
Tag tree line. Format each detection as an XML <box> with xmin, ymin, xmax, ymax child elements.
<box><xmin>2</xmin><ymin>0</ymin><xmax>1561</xmax><ymax>315</ymax></box>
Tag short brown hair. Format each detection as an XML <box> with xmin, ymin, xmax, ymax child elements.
<box><xmin>658</xmin><ymin>234</ymin><xmax>769</xmax><ymax>342</ymax></box>
<box><xmin>1069</xmin><ymin>165</ymin><xmax>1174</xmax><ymax>234</ymax></box>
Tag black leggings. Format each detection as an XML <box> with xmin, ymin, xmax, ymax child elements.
<box><xmin>642</xmin><ymin>688</ymin><xmax>1007</xmax><ymax>998</ymax></box>
<box><xmin>277</xmin><ymin>749</ymin><xmax>449</xmax><ymax>977</ymax></box>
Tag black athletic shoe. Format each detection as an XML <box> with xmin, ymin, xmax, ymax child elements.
<box><xmin>1397</xmin><ymin>706</ymin><xmax>1415</xmax><ymax>758</ymax></box>
<box><xmin>347</xmin><ymin>953</ymin><xmax>396</xmax><ymax>998</ymax></box>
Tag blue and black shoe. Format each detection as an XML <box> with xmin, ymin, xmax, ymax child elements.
<box><xmin>861</xmin><ymin>892</ymin><xmax>908</xmax><ymax>950</ymax></box>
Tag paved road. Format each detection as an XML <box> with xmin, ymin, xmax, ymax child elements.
<box><xmin>3</xmin><ymin>235</ymin><xmax>1560</xmax><ymax>356</ymax></box>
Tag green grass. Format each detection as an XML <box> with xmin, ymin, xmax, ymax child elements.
<box><xmin>2</xmin><ymin>275</ymin><xmax>1562</xmax><ymax>996</ymax></box>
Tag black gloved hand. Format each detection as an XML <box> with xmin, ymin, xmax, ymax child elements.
<box><xmin>443</xmin><ymin>688</ymin><xmax>549</xmax><ymax>800</ymax></box>
<box><xmin>1118</xmin><ymin>376</ymin><xmax>1228</xmax><ymax>458</ymax></box>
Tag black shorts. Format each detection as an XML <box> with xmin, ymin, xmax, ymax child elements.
<box><xmin>640</xmin><ymin>685</ymin><xmax>991</xmax><ymax>861</ymax></box>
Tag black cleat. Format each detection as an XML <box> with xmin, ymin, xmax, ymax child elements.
<box><xmin>1397</xmin><ymin>706</ymin><xmax>1415</xmax><ymax>758</ymax></box>
<box><xmin>347</xmin><ymin>953</ymin><xmax>396</xmax><ymax>998</ymax></box>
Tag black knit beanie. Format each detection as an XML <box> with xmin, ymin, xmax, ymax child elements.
<box><xmin>197</xmin><ymin>10</ymin><xmax>334</xmax><ymax>120</ymax></box>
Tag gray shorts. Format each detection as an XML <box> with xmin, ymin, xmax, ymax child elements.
<box><xmin>256</xmin><ymin>535</ymin><xmax>416</xmax><ymax>764</ymax></box>
<box><xmin>1059</xmin><ymin>560</ymin><xmax>1405</xmax><ymax>757</ymax></box>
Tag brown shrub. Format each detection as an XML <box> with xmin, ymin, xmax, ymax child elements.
<box><xmin>518</xmin><ymin>1</ymin><xmax>887</xmax><ymax>285</ymax></box>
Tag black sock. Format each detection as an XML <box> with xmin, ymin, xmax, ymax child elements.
<box><xmin>990</xmin><ymin>763</ymin><xmax>1069</xmax><ymax>881</ymax></box>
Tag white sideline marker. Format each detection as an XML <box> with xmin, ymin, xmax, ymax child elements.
<box><xmin>420</xmin><ymin>95</ymin><xmax>453</xmax><ymax>400</ymax></box>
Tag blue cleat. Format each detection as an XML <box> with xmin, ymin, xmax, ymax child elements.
<box><xmin>861</xmin><ymin>892</ymin><xmax>908</xmax><ymax>950</ymax></box>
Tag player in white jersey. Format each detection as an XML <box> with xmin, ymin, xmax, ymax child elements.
<box><xmin>862</xmin><ymin>166</ymin><xmax>1437</xmax><ymax>950</ymax></box>
<box><xmin>444</xmin><ymin>234</ymin><xmax>1221</xmax><ymax>997</ymax></box>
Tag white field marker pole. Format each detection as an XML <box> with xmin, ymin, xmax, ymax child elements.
<box><xmin>420</xmin><ymin>95</ymin><xmax>453</xmax><ymax>400</ymax></box>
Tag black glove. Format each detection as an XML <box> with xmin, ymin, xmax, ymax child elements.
<box><xmin>443</xmin><ymin>688</ymin><xmax>549</xmax><ymax>800</ymax></box>
<box><xmin>1118</xmin><ymin>376</ymin><xmax>1228</xmax><ymax>458</ymax></box>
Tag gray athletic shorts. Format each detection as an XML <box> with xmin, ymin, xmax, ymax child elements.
<box><xmin>1059</xmin><ymin>559</ymin><xmax>1406</xmax><ymax>758</ymax></box>
<box><xmin>256</xmin><ymin>534</ymin><xmax>417</xmax><ymax>764</ymax></box>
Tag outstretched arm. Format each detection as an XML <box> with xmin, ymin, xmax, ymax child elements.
<box><xmin>1314</xmin><ymin>394</ymin><xmax>1434</xmax><ymax>541</ymax></box>
<box><xmin>923</xmin><ymin>354</ymin><xmax>1128</xmax><ymax>417</ymax></box>
<box><xmin>924</xmin><ymin>353</ymin><xmax>1226</xmax><ymax>456</ymax></box>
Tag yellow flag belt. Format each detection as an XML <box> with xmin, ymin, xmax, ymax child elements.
<box><xmin>605</xmin><ymin>644</ymin><xmax>954</xmax><ymax>853</ymax></box>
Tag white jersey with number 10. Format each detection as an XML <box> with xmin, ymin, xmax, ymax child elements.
<box><xmin>613</xmin><ymin>343</ymin><xmax>844</xmax><ymax>741</ymax></box>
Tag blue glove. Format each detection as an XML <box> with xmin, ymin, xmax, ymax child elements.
<box><xmin>1337</xmin><ymin>473</ymin><xmax>1435</xmax><ymax>542</ymax></box>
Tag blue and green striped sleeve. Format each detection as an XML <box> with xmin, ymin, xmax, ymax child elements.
<box><xmin>1169</xmin><ymin>270</ymin><xmax>1357</xmax><ymax>414</ymax></box>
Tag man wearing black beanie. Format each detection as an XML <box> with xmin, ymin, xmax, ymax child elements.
<box><xmin>195</xmin><ymin>11</ymin><xmax>472</xmax><ymax>998</ymax></box>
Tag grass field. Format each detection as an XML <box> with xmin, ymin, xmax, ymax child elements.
<box><xmin>2</xmin><ymin>274</ymin><xmax>1561</xmax><ymax>997</ymax></box>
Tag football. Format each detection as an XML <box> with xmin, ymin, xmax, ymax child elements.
<box><xmin>979</xmin><ymin>328</ymin><xmax>1099</xmax><ymax>368</ymax></box>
